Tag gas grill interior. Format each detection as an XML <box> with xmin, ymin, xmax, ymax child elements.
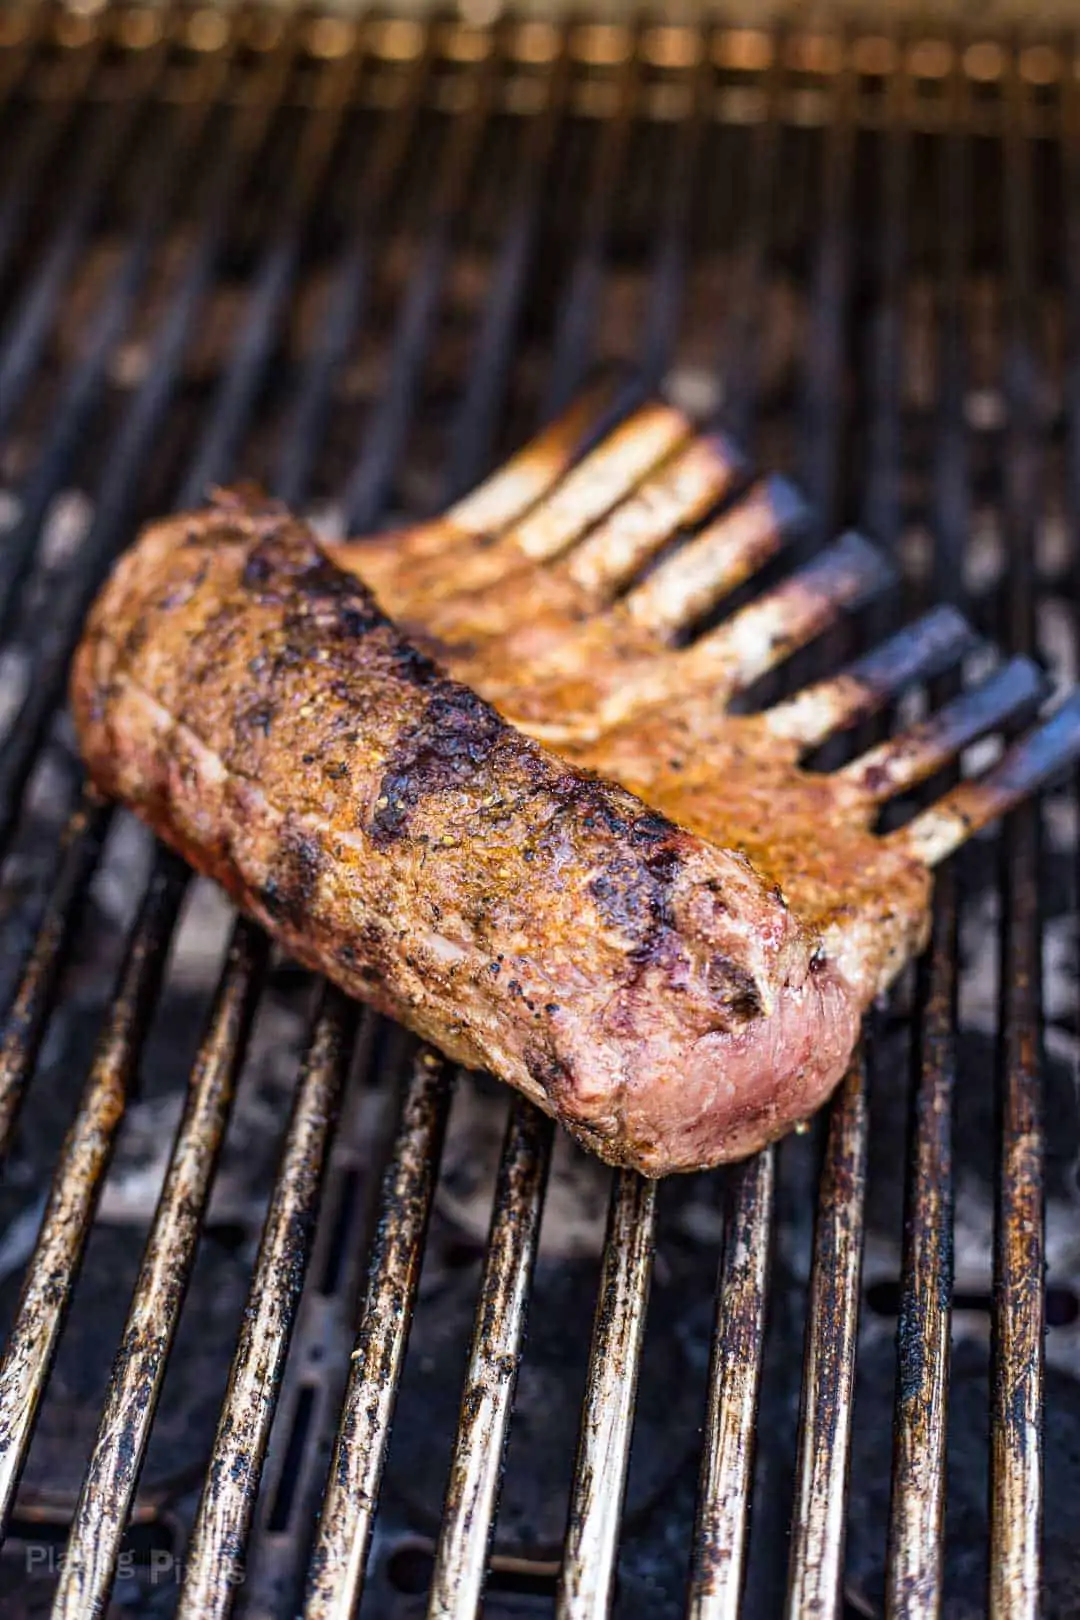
<box><xmin>0</xmin><ymin>5</ymin><xmax>1079</xmax><ymax>1617</ymax></box>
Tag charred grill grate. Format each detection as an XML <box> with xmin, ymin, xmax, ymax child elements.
<box><xmin>0</xmin><ymin>5</ymin><xmax>1077</xmax><ymax>1617</ymax></box>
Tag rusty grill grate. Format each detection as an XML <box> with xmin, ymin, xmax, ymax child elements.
<box><xmin>0</xmin><ymin>5</ymin><xmax>1078</xmax><ymax>1617</ymax></box>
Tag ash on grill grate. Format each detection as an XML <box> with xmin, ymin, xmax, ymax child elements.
<box><xmin>0</xmin><ymin>9</ymin><xmax>1078</xmax><ymax>1620</ymax></box>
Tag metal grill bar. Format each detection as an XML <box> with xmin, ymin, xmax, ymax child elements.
<box><xmin>886</xmin><ymin>876</ymin><xmax>957</xmax><ymax>1614</ymax></box>
<box><xmin>304</xmin><ymin>1047</ymin><xmax>451</xmax><ymax>1617</ymax></box>
<box><xmin>0</xmin><ymin>14</ymin><xmax>170</xmax><ymax>443</ymax></box>
<box><xmin>884</xmin><ymin>42</ymin><xmax>970</xmax><ymax>1599</ymax></box>
<box><xmin>344</xmin><ymin>26</ymin><xmax>498</xmax><ymax>531</ymax></box>
<box><xmin>178</xmin><ymin>984</ymin><xmax>360</xmax><ymax>1618</ymax></box>
<box><xmin>798</xmin><ymin>45</ymin><xmax>856</xmax><ymax>543</ymax></box>
<box><xmin>0</xmin><ymin>22</ymin><xmax>300</xmax><ymax>864</ymax></box>
<box><xmin>992</xmin><ymin>800</ymin><xmax>1044</xmax><ymax>1620</ymax></box>
<box><xmin>427</xmin><ymin>1098</ymin><xmax>553</xmax><ymax>1618</ymax></box>
<box><xmin>0</xmin><ymin>33</ymin><xmax>236</xmax><ymax>637</ymax></box>
<box><xmin>0</xmin><ymin>8</ymin><xmax>104</xmax><ymax>293</ymax></box>
<box><xmin>785</xmin><ymin>1056</ymin><xmax>869</xmax><ymax>1617</ymax></box>
<box><xmin>783</xmin><ymin>33</ymin><xmax>915</xmax><ymax>1615</ymax></box>
<box><xmin>51</xmin><ymin>919</ymin><xmax>269</xmax><ymax>1618</ymax></box>
<box><xmin>637</xmin><ymin>35</ymin><xmax>709</xmax><ymax>390</ymax></box>
<box><xmin>1066</xmin><ymin>28</ymin><xmax>1080</xmax><ymax>563</ymax></box>
<box><xmin>236</xmin><ymin>1024</ymin><xmax>381</xmax><ymax>1615</ymax></box>
<box><xmin>0</xmin><ymin>793</ymin><xmax>111</xmax><ymax>1162</ymax></box>
<box><xmin>932</xmin><ymin>53</ymin><xmax>971</xmax><ymax>604</ymax></box>
<box><xmin>0</xmin><ymin>4</ymin><xmax>48</xmax><ymax>108</ymax></box>
<box><xmin>717</xmin><ymin>30</ymin><xmax>782</xmax><ymax>453</ymax></box>
<box><xmin>990</xmin><ymin>51</ymin><xmax>1044</xmax><ymax>1619</ymax></box>
<box><xmin>542</xmin><ymin>26</ymin><xmax>640</xmax><ymax>418</ymax></box>
<box><xmin>816</xmin><ymin>36</ymin><xmax>925</xmax><ymax>1591</ymax></box>
<box><xmin>861</xmin><ymin>29</ymin><xmax>908</xmax><ymax>552</ymax></box>
<box><xmin>446</xmin><ymin>28</ymin><xmax>570</xmax><ymax>501</ymax></box>
<box><xmin>275</xmin><ymin>24</ymin><xmax>434</xmax><ymax>510</ymax></box>
<box><xmin>687</xmin><ymin>1148</ymin><xmax>775</xmax><ymax>1619</ymax></box>
<box><xmin>0</xmin><ymin>849</ymin><xmax>188</xmax><ymax>1531</ymax></box>
<box><xmin>179</xmin><ymin>20</ymin><xmax>366</xmax><ymax>510</ymax></box>
<box><xmin>684</xmin><ymin>27</ymin><xmax>787</xmax><ymax>1617</ymax></box>
<box><xmin>557</xmin><ymin>1171</ymin><xmax>656</xmax><ymax>1620</ymax></box>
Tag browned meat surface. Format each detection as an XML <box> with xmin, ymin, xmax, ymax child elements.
<box><xmin>344</xmin><ymin>498</ymin><xmax>938</xmax><ymax>1004</ymax></box>
<box><xmin>330</xmin><ymin>436</ymin><xmax>941</xmax><ymax>1009</ymax></box>
<box><xmin>73</xmin><ymin>403</ymin><xmax>1070</xmax><ymax>1173</ymax></box>
<box><xmin>72</xmin><ymin>491</ymin><xmax>863</xmax><ymax>1174</ymax></box>
<box><xmin>322</xmin><ymin>398</ymin><xmax>1074</xmax><ymax>1155</ymax></box>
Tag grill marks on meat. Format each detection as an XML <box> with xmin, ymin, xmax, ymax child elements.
<box><xmin>370</xmin><ymin>687</ymin><xmax>505</xmax><ymax>847</ymax></box>
<box><xmin>73</xmin><ymin>491</ymin><xmax>864</xmax><ymax>1173</ymax></box>
<box><xmin>74</xmin><ymin>395</ymin><xmax>1078</xmax><ymax>1172</ymax></box>
<box><xmin>314</xmin><ymin>394</ymin><xmax>1080</xmax><ymax>1165</ymax></box>
<box><xmin>333</xmin><ymin>471</ymin><xmax>938</xmax><ymax>1007</ymax></box>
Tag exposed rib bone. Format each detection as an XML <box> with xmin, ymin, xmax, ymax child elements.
<box><xmin>621</xmin><ymin>475</ymin><xmax>806</xmax><ymax>639</ymax></box>
<box><xmin>496</xmin><ymin>532</ymin><xmax>897</xmax><ymax>742</ymax></box>
<box><xmin>891</xmin><ymin>690</ymin><xmax>1080</xmax><ymax>866</ymax></box>
<box><xmin>558</xmin><ymin>430</ymin><xmax>746</xmax><ymax>604</ymax></box>
<box><xmin>840</xmin><ymin>657</ymin><xmax>1044</xmax><ymax>802</ymax></box>
<box><xmin>439</xmin><ymin>477</ymin><xmax>805</xmax><ymax>683</ymax></box>
<box><xmin>763</xmin><ymin>605</ymin><xmax>979</xmax><ymax>747</ymax></box>
<box><xmin>335</xmin><ymin>393</ymin><xmax>688</xmax><ymax>609</ymax></box>
<box><xmin>504</xmin><ymin>400</ymin><xmax>692</xmax><ymax>565</ymax></box>
<box><xmin>414</xmin><ymin>432</ymin><xmax>746</xmax><ymax>649</ymax></box>
<box><xmin>445</xmin><ymin>372</ymin><xmax>632</xmax><ymax>540</ymax></box>
<box><xmin>679</xmin><ymin>531</ymin><xmax>896</xmax><ymax>694</ymax></box>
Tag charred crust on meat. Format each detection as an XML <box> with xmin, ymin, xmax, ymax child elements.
<box><xmin>239</xmin><ymin>700</ymin><xmax>275</xmax><ymax>738</ymax></box>
<box><xmin>243</xmin><ymin>534</ymin><xmax>386</xmax><ymax>631</ymax></box>
<box><xmin>386</xmin><ymin>639</ymin><xmax>442</xmax><ymax>689</ymax></box>
<box><xmin>260</xmin><ymin>821</ymin><xmax>323</xmax><ymax>926</ymax></box>
<box><xmin>583</xmin><ymin>801</ymin><xmax>684</xmax><ymax>965</ymax></box>
<box><xmin>706</xmin><ymin>956</ymin><xmax>764</xmax><ymax>1023</ymax></box>
<box><xmin>542</xmin><ymin>772</ymin><xmax>687</xmax><ymax>960</ymax></box>
<box><xmin>590</xmin><ymin>858</ymin><xmax>662</xmax><ymax>942</ymax></box>
<box><xmin>628</xmin><ymin>809</ymin><xmax>671</xmax><ymax>847</ymax></box>
<box><xmin>368</xmin><ymin>683</ymin><xmax>505</xmax><ymax>844</ymax></box>
<box><xmin>119</xmin><ymin>615</ymin><xmax>151</xmax><ymax>666</ymax></box>
<box><xmin>562</xmin><ymin>1112</ymin><xmax>617</xmax><ymax>1156</ymax></box>
<box><xmin>245</xmin><ymin>527</ymin><xmax>449</xmax><ymax>697</ymax></box>
<box><xmin>240</xmin><ymin>549</ymin><xmax>277</xmax><ymax>590</ymax></box>
<box><xmin>524</xmin><ymin>1044</ymin><xmax>573</xmax><ymax>1106</ymax></box>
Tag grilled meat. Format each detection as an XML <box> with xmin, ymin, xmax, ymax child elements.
<box><xmin>72</xmin><ymin>490</ymin><xmax>862</xmax><ymax>1173</ymax></box>
<box><xmin>72</xmin><ymin>401</ymin><xmax>1079</xmax><ymax>1174</ymax></box>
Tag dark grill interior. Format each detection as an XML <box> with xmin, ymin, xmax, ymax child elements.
<box><xmin>0</xmin><ymin>6</ymin><xmax>1078</xmax><ymax>1617</ymax></box>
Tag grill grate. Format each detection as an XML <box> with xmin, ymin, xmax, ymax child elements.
<box><xmin>0</xmin><ymin>7</ymin><xmax>1077</xmax><ymax>1618</ymax></box>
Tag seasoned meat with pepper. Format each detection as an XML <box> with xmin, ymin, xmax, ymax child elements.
<box><xmin>72</xmin><ymin>491</ymin><xmax>865</xmax><ymax>1173</ymax></box>
<box><xmin>328</xmin><ymin>398</ymin><xmax>1070</xmax><ymax>1018</ymax></box>
<box><xmin>72</xmin><ymin>404</ymin><xmax>1079</xmax><ymax>1173</ymax></box>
